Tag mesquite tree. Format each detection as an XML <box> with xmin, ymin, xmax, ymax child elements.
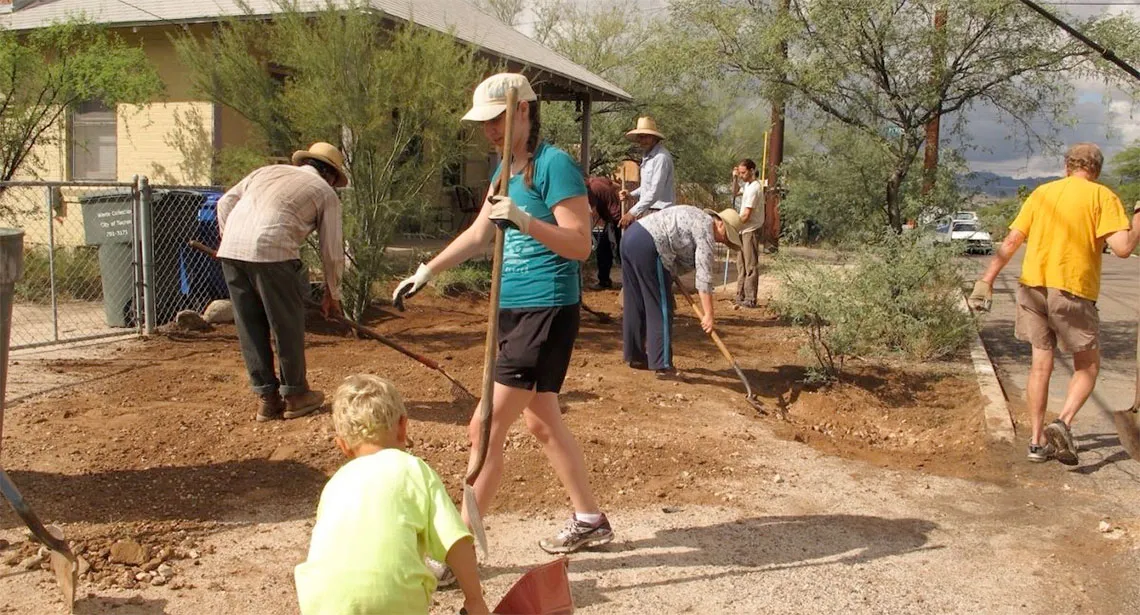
<box><xmin>675</xmin><ymin>0</ymin><xmax>1140</xmax><ymax>232</ymax></box>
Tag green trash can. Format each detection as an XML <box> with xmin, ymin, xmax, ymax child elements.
<box><xmin>80</xmin><ymin>190</ymin><xmax>137</xmax><ymax>328</ymax></box>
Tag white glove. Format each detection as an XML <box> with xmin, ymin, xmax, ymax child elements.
<box><xmin>489</xmin><ymin>196</ymin><xmax>533</xmax><ymax>235</ymax></box>
<box><xmin>392</xmin><ymin>263</ymin><xmax>433</xmax><ymax>309</ymax></box>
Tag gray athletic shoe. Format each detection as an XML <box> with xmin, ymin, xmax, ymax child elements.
<box><xmin>539</xmin><ymin>514</ymin><xmax>614</xmax><ymax>554</ymax></box>
<box><xmin>1044</xmin><ymin>419</ymin><xmax>1079</xmax><ymax>466</ymax></box>
<box><xmin>425</xmin><ymin>556</ymin><xmax>456</xmax><ymax>587</ymax></box>
<box><xmin>1027</xmin><ymin>442</ymin><xmax>1054</xmax><ymax>463</ymax></box>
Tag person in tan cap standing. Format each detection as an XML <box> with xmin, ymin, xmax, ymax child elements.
<box><xmin>217</xmin><ymin>142</ymin><xmax>347</xmax><ymax>422</ymax></box>
<box><xmin>619</xmin><ymin>117</ymin><xmax>675</xmax><ymax>229</ymax></box>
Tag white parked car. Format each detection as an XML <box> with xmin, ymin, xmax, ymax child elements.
<box><xmin>934</xmin><ymin>219</ymin><xmax>993</xmax><ymax>254</ymax></box>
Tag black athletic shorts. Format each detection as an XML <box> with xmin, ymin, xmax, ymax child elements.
<box><xmin>495</xmin><ymin>304</ymin><xmax>580</xmax><ymax>393</ymax></box>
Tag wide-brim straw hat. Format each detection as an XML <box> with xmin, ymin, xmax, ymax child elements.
<box><xmin>292</xmin><ymin>142</ymin><xmax>349</xmax><ymax>188</ymax></box>
<box><xmin>626</xmin><ymin>116</ymin><xmax>665</xmax><ymax>141</ymax></box>
<box><xmin>462</xmin><ymin>73</ymin><xmax>538</xmax><ymax>122</ymax></box>
<box><xmin>706</xmin><ymin>208</ymin><xmax>743</xmax><ymax>250</ymax></box>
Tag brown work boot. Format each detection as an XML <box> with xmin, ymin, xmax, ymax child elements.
<box><xmin>256</xmin><ymin>392</ymin><xmax>286</xmax><ymax>422</ymax></box>
<box><xmin>284</xmin><ymin>389</ymin><xmax>325</xmax><ymax>420</ymax></box>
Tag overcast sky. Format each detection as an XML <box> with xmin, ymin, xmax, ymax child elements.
<box><xmin>511</xmin><ymin>0</ymin><xmax>1140</xmax><ymax>179</ymax></box>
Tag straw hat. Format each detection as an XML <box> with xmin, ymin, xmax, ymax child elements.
<box><xmin>626</xmin><ymin>117</ymin><xmax>665</xmax><ymax>141</ymax></box>
<box><xmin>462</xmin><ymin>73</ymin><xmax>538</xmax><ymax>122</ymax></box>
<box><xmin>706</xmin><ymin>208</ymin><xmax>743</xmax><ymax>250</ymax></box>
<box><xmin>292</xmin><ymin>142</ymin><xmax>349</xmax><ymax>188</ymax></box>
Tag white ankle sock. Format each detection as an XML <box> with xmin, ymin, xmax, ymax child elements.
<box><xmin>575</xmin><ymin>512</ymin><xmax>602</xmax><ymax>525</ymax></box>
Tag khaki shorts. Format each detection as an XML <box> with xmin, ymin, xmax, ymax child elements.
<box><xmin>1015</xmin><ymin>285</ymin><xmax>1099</xmax><ymax>353</ymax></box>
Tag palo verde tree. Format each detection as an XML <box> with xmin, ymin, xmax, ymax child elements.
<box><xmin>533</xmin><ymin>0</ymin><xmax>748</xmax><ymax>193</ymax></box>
<box><xmin>675</xmin><ymin>0</ymin><xmax>1140</xmax><ymax>232</ymax></box>
<box><xmin>0</xmin><ymin>20</ymin><xmax>161</xmax><ymax>210</ymax></box>
<box><xmin>174</xmin><ymin>1</ymin><xmax>486</xmax><ymax>319</ymax></box>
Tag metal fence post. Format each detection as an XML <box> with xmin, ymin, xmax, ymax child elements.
<box><xmin>0</xmin><ymin>229</ymin><xmax>24</xmax><ymax>456</ymax></box>
<box><xmin>131</xmin><ymin>175</ymin><xmax>143</xmax><ymax>334</ymax></box>
<box><xmin>45</xmin><ymin>187</ymin><xmax>58</xmax><ymax>343</ymax></box>
<box><xmin>138</xmin><ymin>176</ymin><xmax>157</xmax><ymax>335</ymax></box>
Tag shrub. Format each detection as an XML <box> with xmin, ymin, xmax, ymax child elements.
<box><xmin>771</xmin><ymin>232</ymin><xmax>974</xmax><ymax>382</ymax></box>
<box><xmin>432</xmin><ymin>260</ymin><xmax>492</xmax><ymax>297</ymax></box>
<box><xmin>15</xmin><ymin>245</ymin><xmax>103</xmax><ymax>304</ymax></box>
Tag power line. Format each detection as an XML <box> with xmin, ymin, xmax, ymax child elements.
<box><xmin>111</xmin><ymin>0</ymin><xmax>186</xmax><ymax>28</ymax></box>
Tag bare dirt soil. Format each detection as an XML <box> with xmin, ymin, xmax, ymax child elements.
<box><xmin>0</xmin><ymin>287</ymin><xmax>1135</xmax><ymax>614</ymax></box>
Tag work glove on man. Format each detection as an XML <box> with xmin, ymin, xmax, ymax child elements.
<box><xmin>488</xmin><ymin>196</ymin><xmax>533</xmax><ymax>235</ymax></box>
<box><xmin>968</xmin><ymin>280</ymin><xmax>993</xmax><ymax>312</ymax></box>
<box><xmin>392</xmin><ymin>263</ymin><xmax>434</xmax><ymax>310</ymax></box>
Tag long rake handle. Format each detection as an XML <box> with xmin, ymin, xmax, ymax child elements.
<box><xmin>673</xmin><ymin>278</ymin><xmax>757</xmax><ymax>399</ymax></box>
<box><xmin>673</xmin><ymin>279</ymin><xmax>738</xmax><ymax>367</ymax></box>
<box><xmin>467</xmin><ymin>86</ymin><xmax>518</xmax><ymax>487</ymax></box>
<box><xmin>187</xmin><ymin>240</ymin><xmax>472</xmax><ymax>396</ymax></box>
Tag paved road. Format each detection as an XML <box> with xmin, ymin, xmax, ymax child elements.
<box><xmin>975</xmin><ymin>249</ymin><xmax>1140</xmax><ymax>495</ymax></box>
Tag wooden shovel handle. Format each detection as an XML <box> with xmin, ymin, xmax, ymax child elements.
<box><xmin>673</xmin><ymin>278</ymin><xmax>736</xmax><ymax>366</ymax></box>
<box><xmin>468</xmin><ymin>86</ymin><xmax>518</xmax><ymax>486</ymax></box>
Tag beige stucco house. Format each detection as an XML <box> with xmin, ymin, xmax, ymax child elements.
<box><xmin>1</xmin><ymin>0</ymin><xmax>629</xmax><ymax>242</ymax></box>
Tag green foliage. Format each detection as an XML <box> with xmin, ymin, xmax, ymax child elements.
<box><xmin>977</xmin><ymin>198</ymin><xmax>1021</xmax><ymax>242</ymax></box>
<box><xmin>674</xmin><ymin>0</ymin><xmax>1140</xmax><ymax>231</ymax></box>
<box><xmin>780</xmin><ymin>124</ymin><xmax>966</xmax><ymax>244</ymax></box>
<box><xmin>771</xmin><ymin>233</ymin><xmax>974</xmax><ymax>381</ymax></box>
<box><xmin>432</xmin><ymin>260</ymin><xmax>493</xmax><ymax>297</ymax></box>
<box><xmin>174</xmin><ymin>1</ymin><xmax>486</xmax><ymax>319</ymax></box>
<box><xmin>0</xmin><ymin>19</ymin><xmax>162</xmax><ymax>207</ymax></box>
<box><xmin>16</xmin><ymin>246</ymin><xmax>102</xmax><ymax>304</ymax></box>
<box><xmin>534</xmin><ymin>1</ymin><xmax>754</xmax><ymax>193</ymax></box>
<box><xmin>1108</xmin><ymin>142</ymin><xmax>1140</xmax><ymax>211</ymax></box>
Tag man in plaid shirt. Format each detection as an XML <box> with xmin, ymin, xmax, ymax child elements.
<box><xmin>217</xmin><ymin>142</ymin><xmax>346</xmax><ymax>422</ymax></box>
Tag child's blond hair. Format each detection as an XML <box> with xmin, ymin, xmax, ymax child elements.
<box><xmin>332</xmin><ymin>374</ymin><xmax>407</xmax><ymax>448</ymax></box>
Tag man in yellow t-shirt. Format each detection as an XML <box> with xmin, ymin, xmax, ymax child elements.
<box><xmin>969</xmin><ymin>143</ymin><xmax>1140</xmax><ymax>467</ymax></box>
<box><xmin>295</xmin><ymin>375</ymin><xmax>488</xmax><ymax>615</ymax></box>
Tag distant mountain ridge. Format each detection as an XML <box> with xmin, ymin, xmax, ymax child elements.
<box><xmin>962</xmin><ymin>171</ymin><xmax>1061</xmax><ymax>198</ymax></box>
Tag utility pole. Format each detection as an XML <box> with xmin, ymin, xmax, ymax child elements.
<box><xmin>763</xmin><ymin>0</ymin><xmax>790</xmax><ymax>253</ymax></box>
<box><xmin>922</xmin><ymin>6</ymin><xmax>948</xmax><ymax>197</ymax></box>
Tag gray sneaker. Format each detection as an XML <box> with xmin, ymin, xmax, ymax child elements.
<box><xmin>539</xmin><ymin>514</ymin><xmax>614</xmax><ymax>554</ymax></box>
<box><xmin>1044</xmin><ymin>419</ymin><xmax>1079</xmax><ymax>466</ymax></box>
<box><xmin>424</xmin><ymin>556</ymin><xmax>456</xmax><ymax>587</ymax></box>
<box><xmin>1027</xmin><ymin>442</ymin><xmax>1054</xmax><ymax>463</ymax></box>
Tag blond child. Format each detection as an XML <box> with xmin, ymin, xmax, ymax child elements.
<box><xmin>294</xmin><ymin>375</ymin><xmax>488</xmax><ymax>615</ymax></box>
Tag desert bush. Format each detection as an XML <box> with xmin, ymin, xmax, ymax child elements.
<box><xmin>16</xmin><ymin>245</ymin><xmax>102</xmax><ymax>304</ymax></box>
<box><xmin>433</xmin><ymin>260</ymin><xmax>492</xmax><ymax>297</ymax></box>
<box><xmin>771</xmin><ymin>233</ymin><xmax>974</xmax><ymax>382</ymax></box>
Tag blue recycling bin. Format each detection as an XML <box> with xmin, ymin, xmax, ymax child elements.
<box><xmin>178</xmin><ymin>190</ymin><xmax>229</xmax><ymax>310</ymax></box>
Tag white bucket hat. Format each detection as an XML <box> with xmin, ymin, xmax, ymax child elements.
<box><xmin>462</xmin><ymin>73</ymin><xmax>538</xmax><ymax>122</ymax></box>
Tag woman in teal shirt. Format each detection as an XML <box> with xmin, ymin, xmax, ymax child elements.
<box><xmin>394</xmin><ymin>73</ymin><xmax>612</xmax><ymax>555</ymax></box>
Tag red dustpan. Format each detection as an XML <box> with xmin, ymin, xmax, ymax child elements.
<box><xmin>493</xmin><ymin>557</ymin><xmax>574</xmax><ymax>615</ymax></box>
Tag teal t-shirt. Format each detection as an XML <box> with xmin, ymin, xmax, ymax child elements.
<box><xmin>491</xmin><ymin>142</ymin><xmax>586</xmax><ymax>309</ymax></box>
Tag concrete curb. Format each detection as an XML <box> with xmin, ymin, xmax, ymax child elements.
<box><xmin>961</xmin><ymin>297</ymin><xmax>1016</xmax><ymax>443</ymax></box>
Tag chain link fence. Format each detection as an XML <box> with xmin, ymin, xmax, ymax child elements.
<box><xmin>0</xmin><ymin>181</ymin><xmax>142</xmax><ymax>349</ymax></box>
<box><xmin>0</xmin><ymin>179</ymin><xmax>232</xmax><ymax>350</ymax></box>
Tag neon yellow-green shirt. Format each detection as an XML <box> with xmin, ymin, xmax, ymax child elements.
<box><xmin>295</xmin><ymin>449</ymin><xmax>471</xmax><ymax>615</ymax></box>
<box><xmin>1011</xmin><ymin>175</ymin><xmax>1131</xmax><ymax>301</ymax></box>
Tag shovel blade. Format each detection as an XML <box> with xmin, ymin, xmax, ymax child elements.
<box><xmin>464</xmin><ymin>485</ymin><xmax>487</xmax><ymax>559</ymax></box>
<box><xmin>44</xmin><ymin>525</ymin><xmax>77</xmax><ymax>611</ymax></box>
<box><xmin>1112</xmin><ymin>410</ymin><xmax>1140</xmax><ymax>461</ymax></box>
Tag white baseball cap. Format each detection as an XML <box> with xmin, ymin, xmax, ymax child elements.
<box><xmin>461</xmin><ymin>73</ymin><xmax>538</xmax><ymax>122</ymax></box>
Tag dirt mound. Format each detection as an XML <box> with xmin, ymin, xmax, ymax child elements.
<box><xmin>1</xmin><ymin>289</ymin><xmax>1003</xmax><ymax>587</ymax></box>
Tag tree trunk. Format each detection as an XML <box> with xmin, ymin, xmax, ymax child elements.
<box><xmin>886</xmin><ymin>171</ymin><xmax>904</xmax><ymax>233</ymax></box>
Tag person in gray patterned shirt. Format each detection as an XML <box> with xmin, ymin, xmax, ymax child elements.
<box><xmin>621</xmin><ymin>205</ymin><xmax>743</xmax><ymax>378</ymax></box>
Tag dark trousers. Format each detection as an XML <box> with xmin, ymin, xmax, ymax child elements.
<box><xmin>596</xmin><ymin>222</ymin><xmax>622</xmax><ymax>286</ymax></box>
<box><xmin>221</xmin><ymin>259</ymin><xmax>309</xmax><ymax>397</ymax></box>
<box><xmin>735</xmin><ymin>231</ymin><xmax>762</xmax><ymax>304</ymax></box>
<box><xmin>621</xmin><ymin>223</ymin><xmax>674</xmax><ymax>370</ymax></box>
